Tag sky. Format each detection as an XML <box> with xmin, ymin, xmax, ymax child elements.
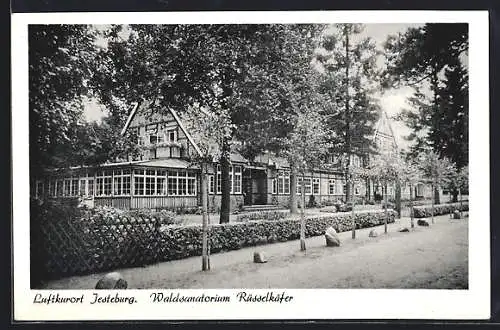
<box><xmin>83</xmin><ymin>23</ymin><xmax>424</xmax><ymax>149</ymax></box>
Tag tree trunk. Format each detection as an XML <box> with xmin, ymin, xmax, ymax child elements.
<box><xmin>344</xmin><ymin>25</ymin><xmax>351</xmax><ymax>204</ymax></box>
<box><xmin>384</xmin><ymin>182</ymin><xmax>388</xmax><ymax>234</ymax></box>
<box><xmin>452</xmin><ymin>188</ymin><xmax>459</xmax><ymax>203</ymax></box>
<box><xmin>459</xmin><ymin>188</ymin><xmax>463</xmax><ymax>218</ymax></box>
<box><xmin>290</xmin><ymin>165</ymin><xmax>298</xmax><ymax>214</ymax></box>
<box><xmin>431</xmin><ymin>183</ymin><xmax>435</xmax><ymax>224</ymax></box>
<box><xmin>219</xmin><ymin>141</ymin><xmax>231</xmax><ymax>224</ymax></box>
<box><xmin>395</xmin><ymin>180</ymin><xmax>401</xmax><ymax>219</ymax></box>
<box><xmin>409</xmin><ymin>183</ymin><xmax>414</xmax><ymax>229</ymax></box>
<box><xmin>351</xmin><ymin>181</ymin><xmax>356</xmax><ymax>239</ymax></box>
<box><xmin>201</xmin><ymin>163</ymin><xmax>210</xmax><ymax>271</ymax></box>
<box><xmin>300</xmin><ymin>174</ymin><xmax>306</xmax><ymax>251</ymax></box>
<box><xmin>345</xmin><ymin>172</ymin><xmax>351</xmax><ymax>202</ymax></box>
<box><xmin>434</xmin><ymin>185</ymin><xmax>440</xmax><ymax>205</ymax></box>
<box><xmin>365</xmin><ymin>178</ymin><xmax>370</xmax><ymax>201</ymax></box>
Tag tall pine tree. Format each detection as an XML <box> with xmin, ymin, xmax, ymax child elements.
<box><xmin>314</xmin><ymin>24</ymin><xmax>380</xmax><ymax>202</ymax></box>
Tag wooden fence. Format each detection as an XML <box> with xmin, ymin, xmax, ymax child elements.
<box><xmin>30</xmin><ymin>216</ymin><xmax>168</xmax><ymax>285</ymax></box>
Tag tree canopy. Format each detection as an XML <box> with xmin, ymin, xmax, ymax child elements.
<box><xmin>29</xmin><ymin>25</ymin><xmax>99</xmax><ymax>173</ymax></box>
<box><xmin>384</xmin><ymin>23</ymin><xmax>469</xmax><ymax>168</ymax></box>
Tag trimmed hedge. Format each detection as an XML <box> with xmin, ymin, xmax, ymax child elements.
<box><xmin>236</xmin><ymin>210</ymin><xmax>289</xmax><ymax>222</ymax></box>
<box><xmin>413</xmin><ymin>202</ymin><xmax>469</xmax><ymax>218</ymax></box>
<box><xmin>158</xmin><ymin>210</ymin><xmax>396</xmax><ymax>261</ymax></box>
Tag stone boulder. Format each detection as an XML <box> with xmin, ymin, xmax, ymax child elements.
<box><xmin>368</xmin><ymin>229</ymin><xmax>378</xmax><ymax>238</ymax></box>
<box><xmin>398</xmin><ymin>227</ymin><xmax>410</xmax><ymax>232</ymax></box>
<box><xmin>325</xmin><ymin>227</ymin><xmax>341</xmax><ymax>247</ymax></box>
<box><xmin>95</xmin><ymin>272</ymin><xmax>128</xmax><ymax>289</ymax></box>
<box><xmin>417</xmin><ymin>219</ymin><xmax>430</xmax><ymax>227</ymax></box>
<box><xmin>253</xmin><ymin>251</ymin><xmax>268</xmax><ymax>263</ymax></box>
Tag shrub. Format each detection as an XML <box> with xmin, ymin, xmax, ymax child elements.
<box><xmin>413</xmin><ymin>202</ymin><xmax>469</xmax><ymax>218</ymax></box>
<box><xmin>308</xmin><ymin>195</ymin><xmax>318</xmax><ymax>208</ymax></box>
<box><xmin>236</xmin><ymin>210</ymin><xmax>289</xmax><ymax>222</ymax></box>
<box><xmin>86</xmin><ymin>207</ymin><xmax>182</xmax><ymax>226</ymax></box>
<box><xmin>336</xmin><ymin>201</ymin><xmax>353</xmax><ymax>212</ymax></box>
<box><xmin>159</xmin><ymin>210</ymin><xmax>397</xmax><ymax>259</ymax></box>
<box><xmin>381</xmin><ymin>201</ymin><xmax>395</xmax><ymax>210</ymax></box>
<box><xmin>319</xmin><ymin>205</ymin><xmax>338</xmax><ymax>213</ymax></box>
<box><xmin>323</xmin><ymin>200</ymin><xmax>337</xmax><ymax>206</ymax></box>
<box><xmin>32</xmin><ymin>207</ymin><xmax>396</xmax><ymax>281</ymax></box>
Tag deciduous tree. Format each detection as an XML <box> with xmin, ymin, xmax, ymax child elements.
<box><xmin>29</xmin><ymin>24</ymin><xmax>99</xmax><ymax>174</ymax></box>
<box><xmin>282</xmin><ymin>108</ymin><xmax>330</xmax><ymax>251</ymax></box>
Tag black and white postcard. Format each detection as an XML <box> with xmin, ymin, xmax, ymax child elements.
<box><xmin>11</xmin><ymin>10</ymin><xmax>490</xmax><ymax>321</ymax></box>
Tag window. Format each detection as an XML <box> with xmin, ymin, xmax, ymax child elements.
<box><xmin>215</xmin><ymin>165</ymin><xmax>242</xmax><ymax>195</ymax></box>
<box><xmin>145</xmin><ymin>170</ymin><xmax>156</xmax><ymax>195</ymax></box>
<box><xmin>277</xmin><ymin>174</ymin><xmax>284</xmax><ymax>194</ymax></box>
<box><xmin>272</xmin><ymin>178</ymin><xmax>277</xmax><ymax>194</ymax></box>
<box><xmin>71</xmin><ymin>179</ymin><xmax>79</xmax><ymax>197</ymax></box>
<box><xmin>156</xmin><ymin>170</ymin><xmax>166</xmax><ymax>195</ymax></box>
<box><xmin>104</xmin><ymin>171</ymin><xmax>113</xmax><ymax>196</ymax></box>
<box><xmin>147</xmin><ymin>130</ymin><xmax>166</xmax><ymax>145</ymax></box>
<box><xmin>283</xmin><ymin>172</ymin><xmax>290</xmax><ymax>194</ymax></box>
<box><xmin>130</xmin><ymin>127</ymin><xmax>140</xmax><ymax>145</ymax></box>
<box><xmin>297</xmin><ymin>178</ymin><xmax>312</xmax><ymax>195</ymax></box>
<box><xmin>49</xmin><ymin>180</ymin><xmax>56</xmax><ymax>197</ymax></box>
<box><xmin>35</xmin><ymin>180</ymin><xmax>44</xmax><ymax>198</ymax></box>
<box><xmin>167</xmin><ymin>171</ymin><xmax>178</xmax><ymax>196</ymax></box>
<box><xmin>64</xmin><ymin>179</ymin><xmax>71</xmax><ymax>196</ymax></box>
<box><xmin>233</xmin><ymin>166</ymin><xmax>242</xmax><ymax>194</ymax></box>
<box><xmin>88</xmin><ymin>178</ymin><xmax>94</xmax><ymax>196</ymax></box>
<box><xmin>187</xmin><ymin>172</ymin><xmax>196</xmax><ymax>195</ymax></box>
<box><xmin>355</xmin><ymin>185</ymin><xmax>360</xmax><ymax>195</ymax></box>
<box><xmin>79</xmin><ymin>179</ymin><xmax>86</xmax><ymax>196</ymax></box>
<box><xmin>216</xmin><ymin>165</ymin><xmax>222</xmax><ymax>194</ymax></box>
<box><xmin>56</xmin><ymin>180</ymin><xmax>63</xmax><ymax>197</ymax></box>
<box><xmin>329</xmin><ymin>179</ymin><xmax>336</xmax><ymax>195</ymax></box>
<box><xmin>229</xmin><ymin>167</ymin><xmax>233</xmax><ymax>194</ymax></box>
<box><xmin>134</xmin><ymin>170</ymin><xmax>145</xmax><ymax>195</ymax></box>
<box><xmin>112</xmin><ymin>170</ymin><xmax>131</xmax><ymax>196</ymax></box>
<box><xmin>95</xmin><ymin>171</ymin><xmax>112</xmax><ymax>196</ymax></box>
<box><xmin>167</xmin><ymin>171</ymin><xmax>197</xmax><ymax>196</ymax></box>
<box><xmin>208</xmin><ymin>175</ymin><xmax>215</xmax><ymax>194</ymax></box>
<box><xmin>275</xmin><ymin>171</ymin><xmax>290</xmax><ymax>195</ymax></box>
<box><xmin>178</xmin><ymin>171</ymin><xmax>187</xmax><ymax>195</ymax></box>
<box><xmin>313</xmin><ymin>178</ymin><xmax>320</xmax><ymax>195</ymax></box>
<box><xmin>167</xmin><ymin>129</ymin><xmax>177</xmax><ymax>143</ymax></box>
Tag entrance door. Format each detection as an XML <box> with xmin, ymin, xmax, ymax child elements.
<box><xmin>242</xmin><ymin>168</ymin><xmax>268</xmax><ymax>205</ymax></box>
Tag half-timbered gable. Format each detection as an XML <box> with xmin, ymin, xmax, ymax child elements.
<box><xmin>122</xmin><ymin>100</ymin><xmax>201</xmax><ymax>161</ymax></box>
<box><xmin>372</xmin><ymin>110</ymin><xmax>398</xmax><ymax>156</ymax></box>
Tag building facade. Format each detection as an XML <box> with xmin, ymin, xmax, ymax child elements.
<box><xmin>33</xmin><ymin>102</ymin><xmax>433</xmax><ymax>211</ymax></box>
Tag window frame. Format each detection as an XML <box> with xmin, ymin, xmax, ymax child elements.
<box><xmin>328</xmin><ymin>179</ymin><xmax>336</xmax><ymax>195</ymax></box>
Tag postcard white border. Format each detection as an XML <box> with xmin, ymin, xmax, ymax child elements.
<box><xmin>12</xmin><ymin>10</ymin><xmax>490</xmax><ymax>321</ymax></box>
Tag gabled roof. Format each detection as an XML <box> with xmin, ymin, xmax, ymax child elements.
<box><xmin>372</xmin><ymin>110</ymin><xmax>398</xmax><ymax>150</ymax></box>
<box><xmin>120</xmin><ymin>100</ymin><xmax>202</xmax><ymax>157</ymax></box>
